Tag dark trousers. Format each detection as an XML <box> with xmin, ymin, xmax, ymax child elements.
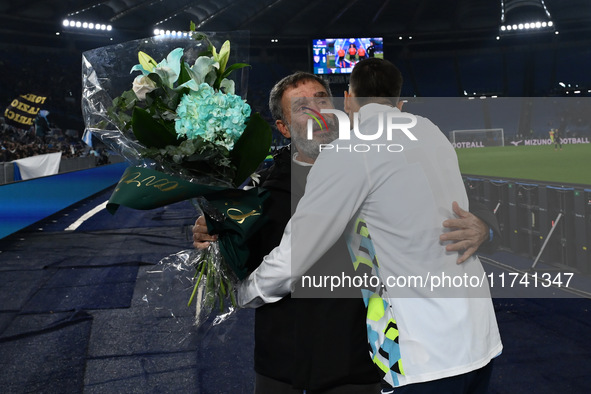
<box><xmin>254</xmin><ymin>373</ymin><xmax>381</xmax><ymax>394</ymax></box>
<box><xmin>382</xmin><ymin>360</ymin><xmax>494</xmax><ymax>394</ymax></box>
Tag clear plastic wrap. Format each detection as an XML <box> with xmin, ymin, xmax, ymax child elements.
<box><xmin>144</xmin><ymin>249</ymin><xmax>236</xmax><ymax>325</ymax></box>
<box><xmin>141</xmin><ymin>248</ymin><xmax>238</xmax><ymax>343</ymax></box>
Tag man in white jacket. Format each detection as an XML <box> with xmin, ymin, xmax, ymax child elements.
<box><xmin>238</xmin><ymin>58</ymin><xmax>502</xmax><ymax>392</ymax></box>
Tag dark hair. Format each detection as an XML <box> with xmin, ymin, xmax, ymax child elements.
<box><xmin>349</xmin><ymin>58</ymin><xmax>402</xmax><ymax>105</ymax></box>
<box><xmin>269</xmin><ymin>72</ymin><xmax>332</xmax><ymax>122</ymax></box>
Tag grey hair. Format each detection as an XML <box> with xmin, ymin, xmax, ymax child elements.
<box><xmin>268</xmin><ymin>72</ymin><xmax>332</xmax><ymax>122</ymax></box>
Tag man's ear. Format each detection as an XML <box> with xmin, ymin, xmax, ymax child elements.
<box><xmin>276</xmin><ymin>119</ymin><xmax>291</xmax><ymax>138</ymax></box>
<box><xmin>344</xmin><ymin>90</ymin><xmax>352</xmax><ymax>114</ymax></box>
<box><xmin>396</xmin><ymin>100</ymin><xmax>404</xmax><ymax>111</ymax></box>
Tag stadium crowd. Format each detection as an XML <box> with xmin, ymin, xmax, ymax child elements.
<box><xmin>0</xmin><ymin>120</ymin><xmax>106</xmax><ymax>163</ymax></box>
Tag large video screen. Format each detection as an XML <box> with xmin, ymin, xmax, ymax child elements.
<box><xmin>312</xmin><ymin>37</ymin><xmax>384</xmax><ymax>75</ymax></box>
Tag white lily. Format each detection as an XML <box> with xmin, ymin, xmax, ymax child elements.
<box><xmin>182</xmin><ymin>56</ymin><xmax>219</xmax><ymax>91</ymax></box>
<box><xmin>212</xmin><ymin>40</ymin><xmax>230</xmax><ymax>74</ymax></box>
<box><xmin>130</xmin><ymin>48</ymin><xmax>184</xmax><ymax>88</ymax></box>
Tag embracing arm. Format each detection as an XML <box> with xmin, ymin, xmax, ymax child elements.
<box><xmin>237</xmin><ymin>152</ymin><xmax>370</xmax><ymax>308</ymax></box>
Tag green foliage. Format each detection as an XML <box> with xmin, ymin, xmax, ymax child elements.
<box><xmin>230</xmin><ymin>113</ymin><xmax>272</xmax><ymax>185</ymax></box>
<box><xmin>177</xmin><ymin>61</ymin><xmax>192</xmax><ymax>86</ymax></box>
<box><xmin>132</xmin><ymin>107</ymin><xmax>179</xmax><ymax>149</ymax></box>
<box><xmin>214</xmin><ymin>62</ymin><xmax>251</xmax><ymax>91</ymax></box>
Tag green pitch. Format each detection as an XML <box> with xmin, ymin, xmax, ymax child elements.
<box><xmin>456</xmin><ymin>144</ymin><xmax>591</xmax><ymax>186</ymax></box>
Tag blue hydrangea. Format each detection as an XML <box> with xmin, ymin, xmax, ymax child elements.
<box><xmin>174</xmin><ymin>83</ymin><xmax>251</xmax><ymax>151</ymax></box>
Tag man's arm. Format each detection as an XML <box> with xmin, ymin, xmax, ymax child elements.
<box><xmin>237</xmin><ymin>219</ymin><xmax>294</xmax><ymax>308</ymax></box>
<box><xmin>238</xmin><ymin>149</ymin><xmax>371</xmax><ymax>309</ymax></box>
<box><xmin>466</xmin><ymin>198</ymin><xmax>501</xmax><ymax>253</ymax></box>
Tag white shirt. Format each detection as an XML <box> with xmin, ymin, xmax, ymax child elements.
<box><xmin>238</xmin><ymin>103</ymin><xmax>502</xmax><ymax>386</ymax></box>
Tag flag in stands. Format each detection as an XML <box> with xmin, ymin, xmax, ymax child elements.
<box><xmin>3</xmin><ymin>93</ymin><xmax>48</xmax><ymax>129</ymax></box>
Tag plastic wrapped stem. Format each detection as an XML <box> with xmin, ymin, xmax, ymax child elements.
<box><xmin>187</xmin><ymin>197</ymin><xmax>238</xmax><ymax>327</ymax></box>
<box><xmin>188</xmin><ymin>240</ymin><xmax>237</xmax><ymax>324</ymax></box>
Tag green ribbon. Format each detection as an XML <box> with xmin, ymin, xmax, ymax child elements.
<box><xmin>107</xmin><ymin>166</ymin><xmax>268</xmax><ymax>279</ymax></box>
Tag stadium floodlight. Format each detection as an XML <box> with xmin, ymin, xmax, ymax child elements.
<box><xmin>62</xmin><ymin>18</ymin><xmax>112</xmax><ymax>35</ymax></box>
<box><xmin>153</xmin><ymin>29</ymin><xmax>192</xmax><ymax>38</ymax></box>
<box><xmin>499</xmin><ymin>0</ymin><xmax>555</xmax><ymax>38</ymax></box>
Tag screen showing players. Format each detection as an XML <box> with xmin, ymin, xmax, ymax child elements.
<box><xmin>312</xmin><ymin>37</ymin><xmax>384</xmax><ymax>74</ymax></box>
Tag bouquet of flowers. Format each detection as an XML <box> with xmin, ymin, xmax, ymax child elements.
<box><xmin>82</xmin><ymin>26</ymin><xmax>271</xmax><ymax>328</ymax></box>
